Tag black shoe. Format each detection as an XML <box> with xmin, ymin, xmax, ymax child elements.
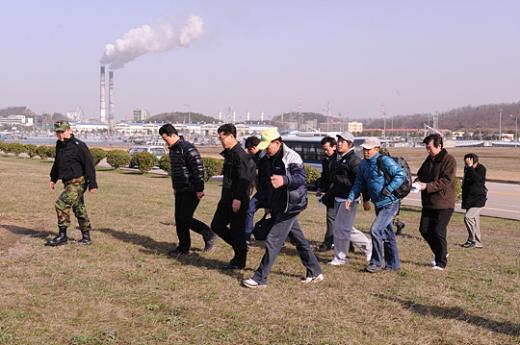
<box><xmin>316</xmin><ymin>243</ymin><xmax>332</xmax><ymax>252</ymax></box>
<box><xmin>46</xmin><ymin>229</ymin><xmax>68</xmax><ymax>246</ymax></box>
<box><xmin>78</xmin><ymin>231</ymin><xmax>92</xmax><ymax>245</ymax></box>
<box><xmin>395</xmin><ymin>221</ymin><xmax>406</xmax><ymax>235</ymax></box>
<box><xmin>462</xmin><ymin>242</ymin><xmax>475</xmax><ymax>248</ymax></box>
<box><xmin>222</xmin><ymin>263</ymin><xmax>244</xmax><ymax>270</ymax></box>
<box><xmin>203</xmin><ymin>238</ymin><xmax>215</xmax><ymax>252</ymax></box>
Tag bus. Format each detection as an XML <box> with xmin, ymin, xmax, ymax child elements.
<box><xmin>282</xmin><ymin>132</ymin><xmax>390</xmax><ymax>166</ymax></box>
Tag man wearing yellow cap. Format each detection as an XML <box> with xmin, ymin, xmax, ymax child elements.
<box><xmin>242</xmin><ymin>128</ymin><xmax>323</xmax><ymax>288</ymax></box>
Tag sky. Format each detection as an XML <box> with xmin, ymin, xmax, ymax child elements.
<box><xmin>1</xmin><ymin>0</ymin><xmax>519</xmax><ymax>121</ymax></box>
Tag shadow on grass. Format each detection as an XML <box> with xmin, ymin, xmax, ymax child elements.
<box><xmin>98</xmin><ymin>227</ymin><xmax>243</xmax><ymax>279</ymax></box>
<box><xmin>377</xmin><ymin>294</ymin><xmax>520</xmax><ymax>337</ymax></box>
<box><xmin>0</xmin><ymin>224</ymin><xmax>54</xmax><ymax>239</ymax></box>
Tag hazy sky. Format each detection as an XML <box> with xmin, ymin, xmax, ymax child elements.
<box><xmin>1</xmin><ymin>0</ymin><xmax>519</xmax><ymax>121</ymax></box>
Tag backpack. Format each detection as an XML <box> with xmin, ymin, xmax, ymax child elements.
<box><xmin>376</xmin><ymin>151</ymin><xmax>412</xmax><ymax>199</ymax></box>
<box><xmin>253</xmin><ymin>214</ymin><xmax>273</xmax><ymax>241</ymax></box>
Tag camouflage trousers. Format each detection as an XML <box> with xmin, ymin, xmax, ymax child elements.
<box><xmin>55</xmin><ymin>176</ymin><xmax>91</xmax><ymax>232</ymax></box>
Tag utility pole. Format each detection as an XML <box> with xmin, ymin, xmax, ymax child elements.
<box><xmin>499</xmin><ymin>108</ymin><xmax>503</xmax><ymax>141</ymax></box>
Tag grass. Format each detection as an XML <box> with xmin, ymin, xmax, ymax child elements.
<box><xmin>0</xmin><ymin>156</ymin><xmax>519</xmax><ymax>345</ymax></box>
<box><xmin>196</xmin><ymin>146</ymin><xmax>520</xmax><ymax>182</ymax></box>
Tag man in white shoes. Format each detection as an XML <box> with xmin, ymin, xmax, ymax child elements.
<box><xmin>326</xmin><ymin>132</ymin><xmax>372</xmax><ymax>266</ymax></box>
<box><xmin>242</xmin><ymin>128</ymin><xmax>323</xmax><ymax>289</ymax></box>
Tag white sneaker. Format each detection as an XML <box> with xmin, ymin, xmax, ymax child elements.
<box><xmin>301</xmin><ymin>273</ymin><xmax>324</xmax><ymax>284</ymax></box>
<box><xmin>328</xmin><ymin>258</ymin><xmax>346</xmax><ymax>266</ymax></box>
<box><xmin>242</xmin><ymin>278</ymin><xmax>267</xmax><ymax>289</ymax></box>
<box><xmin>365</xmin><ymin>251</ymin><xmax>372</xmax><ymax>263</ymax></box>
<box><xmin>432</xmin><ymin>253</ymin><xmax>449</xmax><ymax>267</ymax></box>
<box><xmin>432</xmin><ymin>266</ymin><xmax>445</xmax><ymax>271</ymax></box>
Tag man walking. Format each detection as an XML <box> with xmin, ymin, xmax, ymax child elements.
<box><xmin>242</xmin><ymin>128</ymin><xmax>323</xmax><ymax>288</ymax></box>
<box><xmin>328</xmin><ymin>132</ymin><xmax>372</xmax><ymax>266</ymax></box>
<box><xmin>346</xmin><ymin>137</ymin><xmax>405</xmax><ymax>273</ymax></box>
<box><xmin>461</xmin><ymin>153</ymin><xmax>487</xmax><ymax>248</ymax></box>
<box><xmin>46</xmin><ymin>121</ymin><xmax>97</xmax><ymax>246</ymax></box>
<box><xmin>315</xmin><ymin>136</ymin><xmax>336</xmax><ymax>252</ymax></box>
<box><xmin>211</xmin><ymin>124</ymin><xmax>256</xmax><ymax>269</ymax></box>
<box><xmin>416</xmin><ymin>134</ymin><xmax>457</xmax><ymax>270</ymax></box>
<box><xmin>244</xmin><ymin>136</ymin><xmax>268</xmax><ymax>241</ymax></box>
<box><xmin>159</xmin><ymin>124</ymin><xmax>215</xmax><ymax>256</ymax></box>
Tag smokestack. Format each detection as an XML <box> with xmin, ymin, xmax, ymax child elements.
<box><xmin>100</xmin><ymin>66</ymin><xmax>106</xmax><ymax>123</ymax></box>
<box><xmin>218</xmin><ymin>111</ymin><xmax>222</xmax><ymax>122</ymax></box>
<box><xmin>246</xmin><ymin>111</ymin><xmax>250</xmax><ymax>122</ymax></box>
<box><xmin>261</xmin><ymin>112</ymin><xmax>264</xmax><ymax>122</ymax></box>
<box><xmin>108</xmin><ymin>71</ymin><xmax>114</xmax><ymax>122</ymax></box>
<box><xmin>232</xmin><ymin>111</ymin><xmax>236</xmax><ymax>124</ymax></box>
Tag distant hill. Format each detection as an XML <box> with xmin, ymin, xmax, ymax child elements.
<box><xmin>145</xmin><ymin>112</ymin><xmax>218</xmax><ymax>124</ymax></box>
<box><xmin>0</xmin><ymin>106</ymin><xmax>38</xmax><ymax>118</ymax></box>
<box><xmin>362</xmin><ymin>102</ymin><xmax>520</xmax><ymax>131</ymax></box>
<box><xmin>272</xmin><ymin>112</ymin><xmax>340</xmax><ymax>124</ymax></box>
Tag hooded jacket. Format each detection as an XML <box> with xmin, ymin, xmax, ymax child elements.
<box><xmin>260</xmin><ymin>144</ymin><xmax>308</xmax><ymax>216</ymax></box>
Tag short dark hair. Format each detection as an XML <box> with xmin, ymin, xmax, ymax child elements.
<box><xmin>217</xmin><ymin>123</ymin><xmax>237</xmax><ymax>138</ymax></box>
<box><xmin>245</xmin><ymin>136</ymin><xmax>260</xmax><ymax>149</ymax></box>
<box><xmin>159</xmin><ymin>124</ymin><xmax>178</xmax><ymax>136</ymax></box>
<box><xmin>320</xmin><ymin>136</ymin><xmax>337</xmax><ymax>147</ymax></box>
<box><xmin>464</xmin><ymin>153</ymin><xmax>479</xmax><ymax>163</ymax></box>
<box><xmin>423</xmin><ymin>134</ymin><xmax>443</xmax><ymax>148</ymax></box>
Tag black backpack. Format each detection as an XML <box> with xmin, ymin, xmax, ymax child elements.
<box><xmin>253</xmin><ymin>214</ymin><xmax>273</xmax><ymax>241</ymax></box>
<box><xmin>376</xmin><ymin>151</ymin><xmax>412</xmax><ymax>199</ymax></box>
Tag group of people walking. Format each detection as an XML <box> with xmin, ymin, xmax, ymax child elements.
<box><xmin>45</xmin><ymin>120</ymin><xmax>487</xmax><ymax>288</ymax></box>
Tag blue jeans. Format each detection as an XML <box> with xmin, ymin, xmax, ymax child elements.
<box><xmin>370</xmin><ymin>202</ymin><xmax>400</xmax><ymax>270</ymax></box>
<box><xmin>252</xmin><ymin>213</ymin><xmax>322</xmax><ymax>285</ymax></box>
<box><xmin>245</xmin><ymin>195</ymin><xmax>261</xmax><ymax>238</ymax></box>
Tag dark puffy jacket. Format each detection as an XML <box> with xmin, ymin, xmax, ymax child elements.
<box><xmin>50</xmin><ymin>134</ymin><xmax>97</xmax><ymax>190</ymax></box>
<box><xmin>220</xmin><ymin>143</ymin><xmax>256</xmax><ymax>202</ymax></box>
<box><xmin>330</xmin><ymin>149</ymin><xmax>362</xmax><ymax>198</ymax></box>
<box><xmin>416</xmin><ymin>148</ymin><xmax>457</xmax><ymax>210</ymax></box>
<box><xmin>348</xmin><ymin>151</ymin><xmax>405</xmax><ymax>209</ymax></box>
<box><xmin>462</xmin><ymin>163</ymin><xmax>487</xmax><ymax>209</ymax></box>
<box><xmin>168</xmin><ymin>139</ymin><xmax>204</xmax><ymax>193</ymax></box>
<box><xmin>261</xmin><ymin>144</ymin><xmax>308</xmax><ymax>216</ymax></box>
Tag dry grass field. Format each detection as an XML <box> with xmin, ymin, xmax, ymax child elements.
<box><xmin>0</xmin><ymin>156</ymin><xmax>519</xmax><ymax>345</ymax></box>
<box><xmin>196</xmin><ymin>146</ymin><xmax>520</xmax><ymax>182</ymax></box>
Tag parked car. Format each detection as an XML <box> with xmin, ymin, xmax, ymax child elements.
<box><xmin>128</xmin><ymin>145</ymin><xmax>167</xmax><ymax>168</ymax></box>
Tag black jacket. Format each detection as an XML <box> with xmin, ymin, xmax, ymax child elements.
<box><xmin>50</xmin><ymin>135</ymin><xmax>97</xmax><ymax>189</ymax></box>
<box><xmin>168</xmin><ymin>139</ymin><xmax>205</xmax><ymax>193</ymax></box>
<box><xmin>462</xmin><ymin>163</ymin><xmax>487</xmax><ymax>209</ymax></box>
<box><xmin>260</xmin><ymin>144</ymin><xmax>308</xmax><ymax>216</ymax></box>
<box><xmin>318</xmin><ymin>155</ymin><xmax>333</xmax><ymax>193</ymax></box>
<box><xmin>329</xmin><ymin>149</ymin><xmax>362</xmax><ymax>198</ymax></box>
<box><xmin>220</xmin><ymin>143</ymin><xmax>256</xmax><ymax>202</ymax></box>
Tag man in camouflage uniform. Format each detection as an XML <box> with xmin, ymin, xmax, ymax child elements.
<box><xmin>46</xmin><ymin>121</ymin><xmax>97</xmax><ymax>246</ymax></box>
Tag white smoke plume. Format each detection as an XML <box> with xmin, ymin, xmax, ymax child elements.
<box><xmin>101</xmin><ymin>15</ymin><xmax>204</xmax><ymax>69</ymax></box>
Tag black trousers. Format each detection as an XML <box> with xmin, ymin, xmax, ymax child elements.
<box><xmin>211</xmin><ymin>198</ymin><xmax>249</xmax><ymax>268</ymax></box>
<box><xmin>419</xmin><ymin>208</ymin><xmax>453</xmax><ymax>268</ymax></box>
<box><xmin>174</xmin><ymin>191</ymin><xmax>213</xmax><ymax>253</ymax></box>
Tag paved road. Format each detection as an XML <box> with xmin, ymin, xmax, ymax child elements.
<box><xmin>402</xmin><ymin>181</ymin><xmax>520</xmax><ymax>221</ymax></box>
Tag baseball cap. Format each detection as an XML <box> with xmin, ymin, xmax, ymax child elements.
<box><xmin>54</xmin><ymin>121</ymin><xmax>71</xmax><ymax>132</ymax></box>
<box><xmin>361</xmin><ymin>137</ymin><xmax>381</xmax><ymax>150</ymax></box>
<box><xmin>336</xmin><ymin>131</ymin><xmax>355</xmax><ymax>143</ymax></box>
<box><xmin>256</xmin><ymin>128</ymin><xmax>281</xmax><ymax>150</ymax></box>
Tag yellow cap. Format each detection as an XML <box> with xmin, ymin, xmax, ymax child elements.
<box><xmin>257</xmin><ymin>128</ymin><xmax>281</xmax><ymax>150</ymax></box>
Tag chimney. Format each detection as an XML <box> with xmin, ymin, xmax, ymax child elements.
<box><xmin>108</xmin><ymin>71</ymin><xmax>114</xmax><ymax>122</ymax></box>
<box><xmin>100</xmin><ymin>66</ymin><xmax>106</xmax><ymax>123</ymax></box>
<box><xmin>246</xmin><ymin>111</ymin><xmax>250</xmax><ymax>122</ymax></box>
<box><xmin>260</xmin><ymin>112</ymin><xmax>264</xmax><ymax>122</ymax></box>
<box><xmin>232</xmin><ymin>111</ymin><xmax>236</xmax><ymax>124</ymax></box>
